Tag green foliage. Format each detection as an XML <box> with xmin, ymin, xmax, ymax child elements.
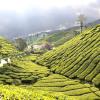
<box><xmin>0</xmin><ymin>36</ymin><xmax>50</xmax><ymax>85</ymax></box>
<box><xmin>36</xmin><ymin>25</ymin><xmax>100</xmax><ymax>87</ymax></box>
<box><xmin>0</xmin><ymin>25</ymin><xmax>100</xmax><ymax>100</ymax></box>
<box><xmin>0</xmin><ymin>84</ymin><xmax>76</xmax><ymax>100</ymax></box>
<box><xmin>32</xmin><ymin>74</ymin><xmax>100</xmax><ymax>99</ymax></box>
<box><xmin>5</xmin><ymin>79</ymin><xmax>14</xmax><ymax>84</ymax></box>
<box><xmin>92</xmin><ymin>74</ymin><xmax>100</xmax><ymax>86</ymax></box>
<box><xmin>0</xmin><ymin>37</ymin><xmax>18</xmax><ymax>57</ymax></box>
<box><xmin>14</xmin><ymin>38</ymin><xmax>27</xmax><ymax>51</ymax></box>
<box><xmin>0</xmin><ymin>54</ymin><xmax>50</xmax><ymax>85</ymax></box>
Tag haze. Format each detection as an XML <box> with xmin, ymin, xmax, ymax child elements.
<box><xmin>0</xmin><ymin>0</ymin><xmax>100</xmax><ymax>38</ymax></box>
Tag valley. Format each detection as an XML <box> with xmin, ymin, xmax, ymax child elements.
<box><xmin>0</xmin><ymin>25</ymin><xmax>100</xmax><ymax>100</ymax></box>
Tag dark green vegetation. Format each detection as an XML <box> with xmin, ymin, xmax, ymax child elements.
<box><xmin>14</xmin><ymin>38</ymin><xmax>27</xmax><ymax>51</ymax></box>
<box><xmin>33</xmin><ymin>74</ymin><xmax>100</xmax><ymax>99</ymax></box>
<box><xmin>48</xmin><ymin>19</ymin><xmax>100</xmax><ymax>47</ymax></box>
<box><xmin>36</xmin><ymin>25</ymin><xmax>100</xmax><ymax>87</ymax></box>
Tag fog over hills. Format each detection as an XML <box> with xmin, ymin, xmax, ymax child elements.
<box><xmin>0</xmin><ymin>0</ymin><xmax>100</xmax><ymax>39</ymax></box>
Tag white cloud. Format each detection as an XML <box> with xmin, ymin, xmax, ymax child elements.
<box><xmin>0</xmin><ymin>0</ymin><xmax>97</xmax><ymax>14</ymax></box>
<box><xmin>0</xmin><ymin>0</ymin><xmax>99</xmax><ymax>38</ymax></box>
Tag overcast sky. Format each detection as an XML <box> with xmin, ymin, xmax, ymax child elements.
<box><xmin>0</xmin><ymin>0</ymin><xmax>100</xmax><ymax>38</ymax></box>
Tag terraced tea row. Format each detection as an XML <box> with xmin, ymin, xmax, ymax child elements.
<box><xmin>36</xmin><ymin>25</ymin><xmax>100</xmax><ymax>87</ymax></box>
<box><xmin>33</xmin><ymin>74</ymin><xmax>100</xmax><ymax>100</ymax></box>
<box><xmin>0</xmin><ymin>84</ymin><xmax>76</xmax><ymax>100</ymax></box>
<box><xmin>0</xmin><ymin>37</ymin><xmax>18</xmax><ymax>57</ymax></box>
<box><xmin>0</xmin><ymin>55</ymin><xmax>50</xmax><ymax>85</ymax></box>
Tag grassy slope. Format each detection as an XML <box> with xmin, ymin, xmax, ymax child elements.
<box><xmin>0</xmin><ymin>37</ymin><xmax>50</xmax><ymax>85</ymax></box>
<box><xmin>0</xmin><ymin>37</ymin><xmax>76</xmax><ymax>100</ymax></box>
<box><xmin>36</xmin><ymin>25</ymin><xmax>100</xmax><ymax>87</ymax></box>
<box><xmin>36</xmin><ymin>29</ymin><xmax>78</xmax><ymax>47</ymax></box>
<box><xmin>0</xmin><ymin>55</ymin><xmax>50</xmax><ymax>85</ymax></box>
<box><xmin>0</xmin><ymin>37</ymin><xmax>18</xmax><ymax>57</ymax></box>
<box><xmin>0</xmin><ymin>30</ymin><xmax>100</xmax><ymax>100</ymax></box>
<box><xmin>0</xmin><ymin>84</ymin><xmax>76</xmax><ymax>100</ymax></box>
<box><xmin>33</xmin><ymin>74</ymin><xmax>100</xmax><ymax>100</ymax></box>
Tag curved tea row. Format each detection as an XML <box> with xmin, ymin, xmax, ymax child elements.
<box><xmin>33</xmin><ymin>74</ymin><xmax>100</xmax><ymax>99</ymax></box>
<box><xmin>36</xmin><ymin>25</ymin><xmax>100</xmax><ymax>87</ymax></box>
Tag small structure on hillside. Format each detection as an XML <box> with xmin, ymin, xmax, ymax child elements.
<box><xmin>40</xmin><ymin>42</ymin><xmax>52</xmax><ymax>50</ymax></box>
<box><xmin>26</xmin><ymin>41</ymin><xmax>52</xmax><ymax>53</ymax></box>
<box><xmin>7</xmin><ymin>58</ymin><xmax>11</xmax><ymax>64</ymax></box>
<box><xmin>0</xmin><ymin>58</ymin><xmax>11</xmax><ymax>67</ymax></box>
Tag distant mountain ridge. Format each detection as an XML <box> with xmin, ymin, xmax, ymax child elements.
<box><xmin>0</xmin><ymin>19</ymin><xmax>100</xmax><ymax>41</ymax></box>
<box><xmin>32</xmin><ymin>19</ymin><xmax>100</xmax><ymax>47</ymax></box>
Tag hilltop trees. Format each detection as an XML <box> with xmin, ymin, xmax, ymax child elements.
<box><xmin>14</xmin><ymin>38</ymin><xmax>27</xmax><ymax>51</ymax></box>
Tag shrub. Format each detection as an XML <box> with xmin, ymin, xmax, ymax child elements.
<box><xmin>36</xmin><ymin>25</ymin><xmax>100</xmax><ymax>87</ymax></box>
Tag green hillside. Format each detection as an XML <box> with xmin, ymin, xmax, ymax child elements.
<box><xmin>37</xmin><ymin>30</ymin><xmax>79</xmax><ymax>47</ymax></box>
<box><xmin>0</xmin><ymin>37</ymin><xmax>50</xmax><ymax>85</ymax></box>
<box><xmin>33</xmin><ymin>74</ymin><xmax>100</xmax><ymax>99</ymax></box>
<box><xmin>0</xmin><ymin>37</ymin><xmax>76</xmax><ymax>100</ymax></box>
<box><xmin>0</xmin><ymin>55</ymin><xmax>50</xmax><ymax>85</ymax></box>
<box><xmin>0</xmin><ymin>84</ymin><xmax>75</xmax><ymax>100</ymax></box>
<box><xmin>0</xmin><ymin>37</ymin><xmax>18</xmax><ymax>57</ymax></box>
<box><xmin>0</xmin><ymin>24</ymin><xmax>100</xmax><ymax>100</ymax></box>
<box><xmin>35</xmin><ymin>19</ymin><xmax>100</xmax><ymax>47</ymax></box>
<box><xmin>36</xmin><ymin>25</ymin><xmax>100</xmax><ymax>87</ymax></box>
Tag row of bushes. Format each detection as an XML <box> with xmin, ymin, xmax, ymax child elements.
<box><xmin>0</xmin><ymin>84</ymin><xmax>74</xmax><ymax>100</ymax></box>
<box><xmin>0</xmin><ymin>55</ymin><xmax>50</xmax><ymax>85</ymax></box>
<box><xmin>36</xmin><ymin>25</ymin><xmax>100</xmax><ymax>87</ymax></box>
<box><xmin>33</xmin><ymin>74</ymin><xmax>100</xmax><ymax>99</ymax></box>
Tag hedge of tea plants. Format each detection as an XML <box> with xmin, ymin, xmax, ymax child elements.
<box><xmin>0</xmin><ymin>84</ymin><xmax>76</xmax><ymax>100</ymax></box>
<box><xmin>33</xmin><ymin>74</ymin><xmax>100</xmax><ymax>100</ymax></box>
<box><xmin>36</xmin><ymin>25</ymin><xmax>100</xmax><ymax>87</ymax></box>
<box><xmin>0</xmin><ymin>55</ymin><xmax>50</xmax><ymax>85</ymax></box>
<box><xmin>0</xmin><ymin>37</ymin><xmax>18</xmax><ymax>57</ymax></box>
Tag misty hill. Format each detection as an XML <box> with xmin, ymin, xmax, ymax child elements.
<box><xmin>36</xmin><ymin>25</ymin><xmax>100</xmax><ymax>87</ymax></box>
<box><xmin>87</xmin><ymin>19</ymin><xmax>100</xmax><ymax>27</ymax></box>
<box><xmin>38</xmin><ymin>31</ymin><xmax>78</xmax><ymax>47</ymax></box>
<box><xmin>29</xmin><ymin>19</ymin><xmax>100</xmax><ymax>47</ymax></box>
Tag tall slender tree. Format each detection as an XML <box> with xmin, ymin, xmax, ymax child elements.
<box><xmin>77</xmin><ymin>14</ymin><xmax>86</xmax><ymax>33</ymax></box>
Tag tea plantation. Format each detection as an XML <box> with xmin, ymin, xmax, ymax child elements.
<box><xmin>0</xmin><ymin>37</ymin><xmax>18</xmax><ymax>57</ymax></box>
<box><xmin>0</xmin><ymin>37</ymin><xmax>50</xmax><ymax>85</ymax></box>
<box><xmin>0</xmin><ymin>55</ymin><xmax>50</xmax><ymax>85</ymax></box>
<box><xmin>0</xmin><ymin>25</ymin><xmax>100</xmax><ymax>100</ymax></box>
<box><xmin>0</xmin><ymin>84</ymin><xmax>76</xmax><ymax>100</ymax></box>
<box><xmin>36</xmin><ymin>25</ymin><xmax>100</xmax><ymax>87</ymax></box>
<box><xmin>33</xmin><ymin>74</ymin><xmax>100</xmax><ymax>100</ymax></box>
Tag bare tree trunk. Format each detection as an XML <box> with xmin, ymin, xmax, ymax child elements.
<box><xmin>80</xmin><ymin>21</ymin><xmax>83</xmax><ymax>33</ymax></box>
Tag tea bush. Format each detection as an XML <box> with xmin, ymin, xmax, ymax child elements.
<box><xmin>33</xmin><ymin>74</ymin><xmax>100</xmax><ymax>99</ymax></box>
<box><xmin>36</xmin><ymin>25</ymin><xmax>100</xmax><ymax>87</ymax></box>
